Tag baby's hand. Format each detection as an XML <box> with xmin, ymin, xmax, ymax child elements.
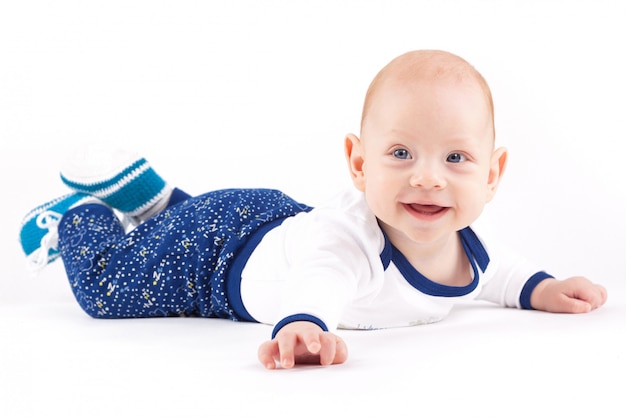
<box><xmin>257</xmin><ymin>321</ymin><xmax>348</xmax><ymax>370</ymax></box>
<box><xmin>530</xmin><ymin>276</ymin><xmax>607</xmax><ymax>313</ymax></box>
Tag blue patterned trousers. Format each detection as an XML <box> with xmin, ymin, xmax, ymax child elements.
<box><xmin>57</xmin><ymin>188</ymin><xmax>311</xmax><ymax>320</ymax></box>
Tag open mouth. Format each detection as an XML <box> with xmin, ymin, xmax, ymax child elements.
<box><xmin>405</xmin><ymin>203</ymin><xmax>449</xmax><ymax>218</ymax></box>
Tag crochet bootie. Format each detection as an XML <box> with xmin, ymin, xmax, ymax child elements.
<box><xmin>60</xmin><ymin>147</ymin><xmax>172</xmax><ymax>224</ymax></box>
<box><xmin>19</xmin><ymin>193</ymin><xmax>93</xmax><ymax>270</ymax></box>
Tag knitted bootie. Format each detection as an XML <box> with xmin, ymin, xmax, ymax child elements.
<box><xmin>60</xmin><ymin>147</ymin><xmax>172</xmax><ymax>224</ymax></box>
<box><xmin>19</xmin><ymin>193</ymin><xmax>94</xmax><ymax>270</ymax></box>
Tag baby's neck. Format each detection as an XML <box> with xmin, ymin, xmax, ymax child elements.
<box><xmin>392</xmin><ymin>232</ymin><xmax>472</xmax><ymax>287</ymax></box>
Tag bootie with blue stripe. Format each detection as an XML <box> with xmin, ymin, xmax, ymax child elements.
<box><xmin>19</xmin><ymin>192</ymin><xmax>94</xmax><ymax>271</ymax></box>
<box><xmin>60</xmin><ymin>147</ymin><xmax>172</xmax><ymax>225</ymax></box>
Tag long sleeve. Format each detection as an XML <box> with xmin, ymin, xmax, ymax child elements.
<box><xmin>476</xmin><ymin>242</ymin><xmax>553</xmax><ymax>309</ymax></box>
<box><xmin>272</xmin><ymin>210</ymin><xmax>377</xmax><ymax>333</ymax></box>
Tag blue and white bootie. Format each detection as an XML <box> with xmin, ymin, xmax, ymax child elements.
<box><xmin>60</xmin><ymin>147</ymin><xmax>172</xmax><ymax>225</ymax></box>
<box><xmin>19</xmin><ymin>193</ymin><xmax>94</xmax><ymax>271</ymax></box>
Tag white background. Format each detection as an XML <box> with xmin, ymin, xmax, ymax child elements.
<box><xmin>1</xmin><ymin>1</ymin><xmax>625</xmax><ymax>416</ymax></box>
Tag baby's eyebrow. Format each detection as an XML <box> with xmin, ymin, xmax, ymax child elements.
<box><xmin>443</xmin><ymin>136</ymin><xmax>476</xmax><ymax>145</ymax></box>
<box><xmin>384</xmin><ymin>128</ymin><xmax>417</xmax><ymax>140</ymax></box>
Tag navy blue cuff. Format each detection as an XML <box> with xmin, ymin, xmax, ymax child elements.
<box><xmin>519</xmin><ymin>271</ymin><xmax>554</xmax><ymax>310</ymax></box>
<box><xmin>271</xmin><ymin>314</ymin><xmax>329</xmax><ymax>339</ymax></box>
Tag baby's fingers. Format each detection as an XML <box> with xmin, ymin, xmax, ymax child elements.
<box><xmin>258</xmin><ymin>335</ymin><xmax>300</xmax><ymax>369</ymax></box>
<box><xmin>276</xmin><ymin>333</ymin><xmax>298</xmax><ymax>369</ymax></box>
<box><xmin>318</xmin><ymin>333</ymin><xmax>348</xmax><ymax>366</ymax></box>
<box><xmin>565</xmin><ymin>278</ymin><xmax>608</xmax><ymax>312</ymax></box>
<box><xmin>257</xmin><ymin>340</ymin><xmax>281</xmax><ymax>370</ymax></box>
<box><xmin>585</xmin><ymin>284</ymin><xmax>608</xmax><ymax>309</ymax></box>
<box><xmin>557</xmin><ymin>294</ymin><xmax>593</xmax><ymax>313</ymax></box>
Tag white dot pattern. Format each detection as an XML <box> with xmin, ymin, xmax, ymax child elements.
<box><xmin>57</xmin><ymin>189</ymin><xmax>311</xmax><ymax>320</ymax></box>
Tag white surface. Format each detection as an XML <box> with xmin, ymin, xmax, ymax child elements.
<box><xmin>1</xmin><ymin>1</ymin><xmax>625</xmax><ymax>416</ymax></box>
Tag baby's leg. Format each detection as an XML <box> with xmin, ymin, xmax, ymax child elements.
<box><xmin>58</xmin><ymin>203</ymin><xmax>195</xmax><ymax>319</ymax></box>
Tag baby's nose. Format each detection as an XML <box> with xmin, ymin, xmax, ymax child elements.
<box><xmin>409</xmin><ymin>163</ymin><xmax>446</xmax><ymax>189</ymax></box>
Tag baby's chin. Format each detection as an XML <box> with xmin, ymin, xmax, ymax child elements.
<box><xmin>379</xmin><ymin>222</ymin><xmax>461</xmax><ymax>248</ymax></box>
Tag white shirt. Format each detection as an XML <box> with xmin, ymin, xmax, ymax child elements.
<box><xmin>240</xmin><ymin>188</ymin><xmax>550</xmax><ymax>333</ymax></box>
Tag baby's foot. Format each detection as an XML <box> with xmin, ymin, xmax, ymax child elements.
<box><xmin>60</xmin><ymin>146</ymin><xmax>172</xmax><ymax>224</ymax></box>
<box><xmin>19</xmin><ymin>193</ymin><xmax>94</xmax><ymax>270</ymax></box>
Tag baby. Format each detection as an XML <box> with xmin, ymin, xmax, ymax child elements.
<box><xmin>19</xmin><ymin>50</ymin><xmax>607</xmax><ymax>370</ymax></box>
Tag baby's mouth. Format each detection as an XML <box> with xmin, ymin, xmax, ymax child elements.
<box><xmin>406</xmin><ymin>203</ymin><xmax>448</xmax><ymax>216</ymax></box>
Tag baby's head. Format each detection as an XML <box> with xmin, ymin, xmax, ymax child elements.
<box><xmin>345</xmin><ymin>50</ymin><xmax>507</xmax><ymax>248</ymax></box>
<box><xmin>360</xmin><ymin>50</ymin><xmax>495</xmax><ymax>140</ymax></box>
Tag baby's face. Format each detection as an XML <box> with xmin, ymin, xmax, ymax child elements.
<box><xmin>349</xmin><ymin>76</ymin><xmax>505</xmax><ymax>250</ymax></box>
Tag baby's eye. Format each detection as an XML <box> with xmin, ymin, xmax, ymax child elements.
<box><xmin>446</xmin><ymin>152</ymin><xmax>466</xmax><ymax>163</ymax></box>
<box><xmin>392</xmin><ymin>148</ymin><xmax>412</xmax><ymax>160</ymax></box>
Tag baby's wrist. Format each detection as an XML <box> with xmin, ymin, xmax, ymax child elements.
<box><xmin>529</xmin><ymin>277</ymin><xmax>557</xmax><ymax>310</ymax></box>
<box><xmin>520</xmin><ymin>272</ymin><xmax>554</xmax><ymax>309</ymax></box>
<box><xmin>271</xmin><ymin>314</ymin><xmax>328</xmax><ymax>339</ymax></box>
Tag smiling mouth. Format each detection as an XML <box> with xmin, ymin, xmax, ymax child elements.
<box><xmin>405</xmin><ymin>203</ymin><xmax>449</xmax><ymax>217</ymax></box>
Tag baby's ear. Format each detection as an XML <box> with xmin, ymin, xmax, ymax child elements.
<box><xmin>345</xmin><ymin>134</ymin><xmax>366</xmax><ymax>191</ymax></box>
<box><xmin>486</xmin><ymin>147</ymin><xmax>508</xmax><ymax>201</ymax></box>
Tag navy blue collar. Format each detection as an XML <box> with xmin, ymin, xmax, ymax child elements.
<box><xmin>379</xmin><ymin>227</ymin><xmax>490</xmax><ymax>297</ymax></box>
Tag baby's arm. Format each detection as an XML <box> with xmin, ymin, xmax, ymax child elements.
<box><xmin>257</xmin><ymin>321</ymin><xmax>348</xmax><ymax>369</ymax></box>
<box><xmin>530</xmin><ymin>276</ymin><xmax>607</xmax><ymax>313</ymax></box>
